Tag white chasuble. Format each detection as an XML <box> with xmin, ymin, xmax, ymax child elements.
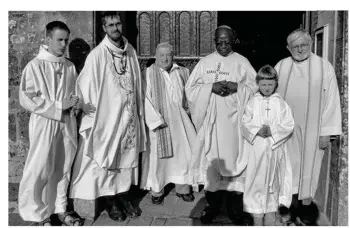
<box><xmin>185</xmin><ymin>51</ymin><xmax>258</xmax><ymax>192</ymax></box>
<box><xmin>70</xmin><ymin>36</ymin><xmax>146</xmax><ymax>200</ymax></box>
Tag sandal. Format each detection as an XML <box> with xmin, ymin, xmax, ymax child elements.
<box><xmin>57</xmin><ymin>211</ymin><xmax>84</xmax><ymax>226</ymax></box>
<box><xmin>38</xmin><ymin>217</ymin><xmax>51</xmax><ymax>226</ymax></box>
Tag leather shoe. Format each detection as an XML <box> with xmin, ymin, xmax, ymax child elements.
<box><xmin>106</xmin><ymin>203</ymin><xmax>126</xmax><ymax>222</ymax></box>
<box><xmin>151</xmin><ymin>195</ymin><xmax>164</xmax><ymax>205</ymax></box>
<box><xmin>200</xmin><ymin>206</ymin><xmax>219</xmax><ymax>224</ymax></box>
<box><xmin>176</xmin><ymin>193</ymin><xmax>195</xmax><ymax>202</ymax></box>
<box><xmin>118</xmin><ymin>195</ymin><xmax>141</xmax><ymax>218</ymax></box>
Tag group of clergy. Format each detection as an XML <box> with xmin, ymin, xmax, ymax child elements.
<box><xmin>17</xmin><ymin>11</ymin><xmax>342</xmax><ymax>226</ymax></box>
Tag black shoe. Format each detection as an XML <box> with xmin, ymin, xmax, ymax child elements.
<box><xmin>176</xmin><ymin>193</ymin><xmax>195</xmax><ymax>202</ymax></box>
<box><xmin>200</xmin><ymin>206</ymin><xmax>219</xmax><ymax>224</ymax></box>
<box><xmin>151</xmin><ymin>195</ymin><xmax>164</xmax><ymax>205</ymax></box>
<box><xmin>118</xmin><ymin>194</ymin><xmax>141</xmax><ymax>218</ymax></box>
<box><xmin>299</xmin><ymin>202</ymin><xmax>319</xmax><ymax>225</ymax></box>
<box><xmin>106</xmin><ymin>203</ymin><xmax>126</xmax><ymax>222</ymax></box>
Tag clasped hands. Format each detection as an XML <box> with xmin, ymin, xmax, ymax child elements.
<box><xmin>257</xmin><ymin>124</ymin><xmax>272</xmax><ymax>138</ymax></box>
<box><xmin>212</xmin><ymin>80</ymin><xmax>237</xmax><ymax>97</ymax></box>
<box><xmin>62</xmin><ymin>93</ymin><xmax>96</xmax><ymax>117</ymax></box>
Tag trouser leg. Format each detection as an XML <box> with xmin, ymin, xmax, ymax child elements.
<box><xmin>150</xmin><ymin>189</ymin><xmax>164</xmax><ymax>197</ymax></box>
<box><xmin>175</xmin><ymin>184</ymin><xmax>190</xmax><ymax>194</ymax></box>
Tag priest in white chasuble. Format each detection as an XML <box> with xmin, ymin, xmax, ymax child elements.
<box><xmin>275</xmin><ymin>28</ymin><xmax>342</xmax><ymax>225</ymax></box>
<box><xmin>69</xmin><ymin>12</ymin><xmax>146</xmax><ymax>222</ymax></box>
<box><xmin>140</xmin><ymin>42</ymin><xmax>197</xmax><ymax>205</ymax></box>
<box><xmin>185</xmin><ymin>25</ymin><xmax>258</xmax><ymax>225</ymax></box>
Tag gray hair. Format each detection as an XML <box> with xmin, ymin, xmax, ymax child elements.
<box><xmin>287</xmin><ymin>28</ymin><xmax>312</xmax><ymax>46</ymax></box>
<box><xmin>156</xmin><ymin>42</ymin><xmax>173</xmax><ymax>54</ymax></box>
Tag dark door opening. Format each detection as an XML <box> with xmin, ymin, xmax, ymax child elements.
<box><xmin>218</xmin><ymin>11</ymin><xmax>305</xmax><ymax>71</ymax></box>
<box><xmin>94</xmin><ymin>11</ymin><xmax>138</xmax><ymax>48</ymax></box>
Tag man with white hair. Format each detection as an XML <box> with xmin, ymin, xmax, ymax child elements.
<box><xmin>140</xmin><ymin>42</ymin><xmax>197</xmax><ymax>205</ymax></box>
<box><xmin>186</xmin><ymin>25</ymin><xmax>258</xmax><ymax>224</ymax></box>
<box><xmin>275</xmin><ymin>28</ymin><xmax>342</xmax><ymax>225</ymax></box>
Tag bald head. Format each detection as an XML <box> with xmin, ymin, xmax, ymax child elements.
<box><xmin>215</xmin><ymin>25</ymin><xmax>235</xmax><ymax>40</ymax></box>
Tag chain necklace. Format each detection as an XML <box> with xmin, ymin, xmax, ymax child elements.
<box><xmin>106</xmin><ymin>46</ymin><xmax>127</xmax><ymax>75</ymax></box>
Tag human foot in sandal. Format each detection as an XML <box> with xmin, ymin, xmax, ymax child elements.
<box><xmin>57</xmin><ymin>211</ymin><xmax>84</xmax><ymax>226</ymax></box>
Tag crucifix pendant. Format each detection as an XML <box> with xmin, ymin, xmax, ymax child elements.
<box><xmin>265</xmin><ymin>102</ymin><xmax>271</xmax><ymax>118</ymax></box>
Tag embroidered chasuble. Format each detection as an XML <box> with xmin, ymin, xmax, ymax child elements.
<box><xmin>69</xmin><ymin>36</ymin><xmax>146</xmax><ymax>200</ymax></box>
<box><xmin>185</xmin><ymin>51</ymin><xmax>258</xmax><ymax>192</ymax></box>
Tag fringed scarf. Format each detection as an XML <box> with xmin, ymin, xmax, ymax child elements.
<box><xmin>149</xmin><ymin>64</ymin><xmax>173</xmax><ymax>159</ymax></box>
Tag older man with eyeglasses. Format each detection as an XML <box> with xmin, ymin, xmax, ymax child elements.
<box><xmin>185</xmin><ymin>25</ymin><xmax>258</xmax><ymax>225</ymax></box>
<box><xmin>274</xmin><ymin>28</ymin><xmax>342</xmax><ymax>225</ymax></box>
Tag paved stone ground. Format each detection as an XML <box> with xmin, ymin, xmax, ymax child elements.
<box><xmin>9</xmin><ymin>183</ymin><xmax>330</xmax><ymax>226</ymax></box>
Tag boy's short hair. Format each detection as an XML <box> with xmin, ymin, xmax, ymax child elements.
<box><xmin>46</xmin><ymin>21</ymin><xmax>70</xmax><ymax>38</ymax></box>
<box><xmin>101</xmin><ymin>11</ymin><xmax>121</xmax><ymax>25</ymax></box>
<box><xmin>256</xmin><ymin>65</ymin><xmax>279</xmax><ymax>84</ymax></box>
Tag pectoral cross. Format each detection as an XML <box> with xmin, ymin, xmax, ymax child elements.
<box><xmin>265</xmin><ymin>106</ymin><xmax>271</xmax><ymax>118</ymax></box>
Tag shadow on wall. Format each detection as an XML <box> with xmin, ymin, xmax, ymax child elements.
<box><xmin>68</xmin><ymin>38</ymin><xmax>91</xmax><ymax>74</ymax></box>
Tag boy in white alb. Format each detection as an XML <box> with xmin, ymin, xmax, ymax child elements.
<box><xmin>241</xmin><ymin>65</ymin><xmax>294</xmax><ymax>226</ymax></box>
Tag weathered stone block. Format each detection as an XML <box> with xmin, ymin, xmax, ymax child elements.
<box><xmin>8</xmin><ymin>113</ymin><xmax>17</xmax><ymax>142</ymax></box>
<box><xmin>9</xmin><ymin>99</ymin><xmax>20</xmax><ymax>112</ymax></box>
<box><xmin>18</xmin><ymin>111</ymin><xmax>30</xmax><ymax>145</ymax></box>
<box><xmin>8</xmin><ymin>159</ymin><xmax>25</xmax><ymax>177</ymax></box>
<box><xmin>127</xmin><ymin>216</ymin><xmax>153</xmax><ymax>226</ymax></box>
<box><xmin>9</xmin><ymin>85</ymin><xmax>19</xmax><ymax>100</ymax></box>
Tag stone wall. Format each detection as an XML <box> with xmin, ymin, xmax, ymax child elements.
<box><xmin>309</xmin><ymin>11</ymin><xmax>348</xmax><ymax>226</ymax></box>
<box><xmin>8</xmin><ymin>11</ymin><xmax>94</xmax><ymax>183</ymax></box>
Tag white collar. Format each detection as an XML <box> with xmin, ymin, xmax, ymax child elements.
<box><xmin>102</xmin><ymin>35</ymin><xmax>129</xmax><ymax>55</ymax></box>
<box><xmin>36</xmin><ymin>45</ymin><xmax>66</xmax><ymax>63</ymax></box>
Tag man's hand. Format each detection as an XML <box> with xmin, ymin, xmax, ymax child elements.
<box><xmin>62</xmin><ymin>94</ymin><xmax>79</xmax><ymax>110</ymax></box>
<box><xmin>225</xmin><ymin>81</ymin><xmax>238</xmax><ymax>94</ymax></box>
<box><xmin>212</xmin><ymin>81</ymin><xmax>231</xmax><ymax>97</ymax></box>
<box><xmin>319</xmin><ymin>136</ymin><xmax>330</xmax><ymax>150</ymax></box>
<box><xmin>257</xmin><ymin>125</ymin><xmax>271</xmax><ymax>138</ymax></box>
<box><xmin>83</xmin><ymin>102</ymin><xmax>96</xmax><ymax>116</ymax></box>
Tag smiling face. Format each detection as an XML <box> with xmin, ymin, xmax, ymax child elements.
<box><xmin>258</xmin><ymin>79</ymin><xmax>277</xmax><ymax>97</ymax></box>
<box><xmin>47</xmin><ymin>29</ymin><xmax>70</xmax><ymax>57</ymax></box>
<box><xmin>287</xmin><ymin>34</ymin><xmax>312</xmax><ymax>62</ymax></box>
<box><xmin>215</xmin><ymin>28</ymin><xmax>234</xmax><ymax>57</ymax></box>
<box><xmin>155</xmin><ymin>46</ymin><xmax>173</xmax><ymax>71</ymax></box>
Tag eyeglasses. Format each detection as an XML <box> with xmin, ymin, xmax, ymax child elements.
<box><xmin>291</xmin><ymin>42</ymin><xmax>310</xmax><ymax>51</ymax></box>
<box><xmin>105</xmin><ymin>23</ymin><xmax>122</xmax><ymax>29</ymax></box>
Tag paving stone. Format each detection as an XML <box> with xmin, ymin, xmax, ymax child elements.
<box><xmin>164</xmin><ymin>218</ymin><xmax>190</xmax><ymax>226</ymax></box>
<box><xmin>8</xmin><ymin>213</ymin><xmax>34</xmax><ymax>226</ymax></box>
<box><xmin>127</xmin><ymin>216</ymin><xmax>153</xmax><ymax>226</ymax></box>
<box><xmin>92</xmin><ymin>213</ymin><xmax>130</xmax><ymax>226</ymax></box>
<box><xmin>83</xmin><ymin>218</ymin><xmax>94</xmax><ymax>226</ymax></box>
<box><xmin>139</xmin><ymin>194</ymin><xmax>177</xmax><ymax>217</ymax></box>
<box><xmin>150</xmin><ymin>217</ymin><xmax>167</xmax><ymax>226</ymax></box>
